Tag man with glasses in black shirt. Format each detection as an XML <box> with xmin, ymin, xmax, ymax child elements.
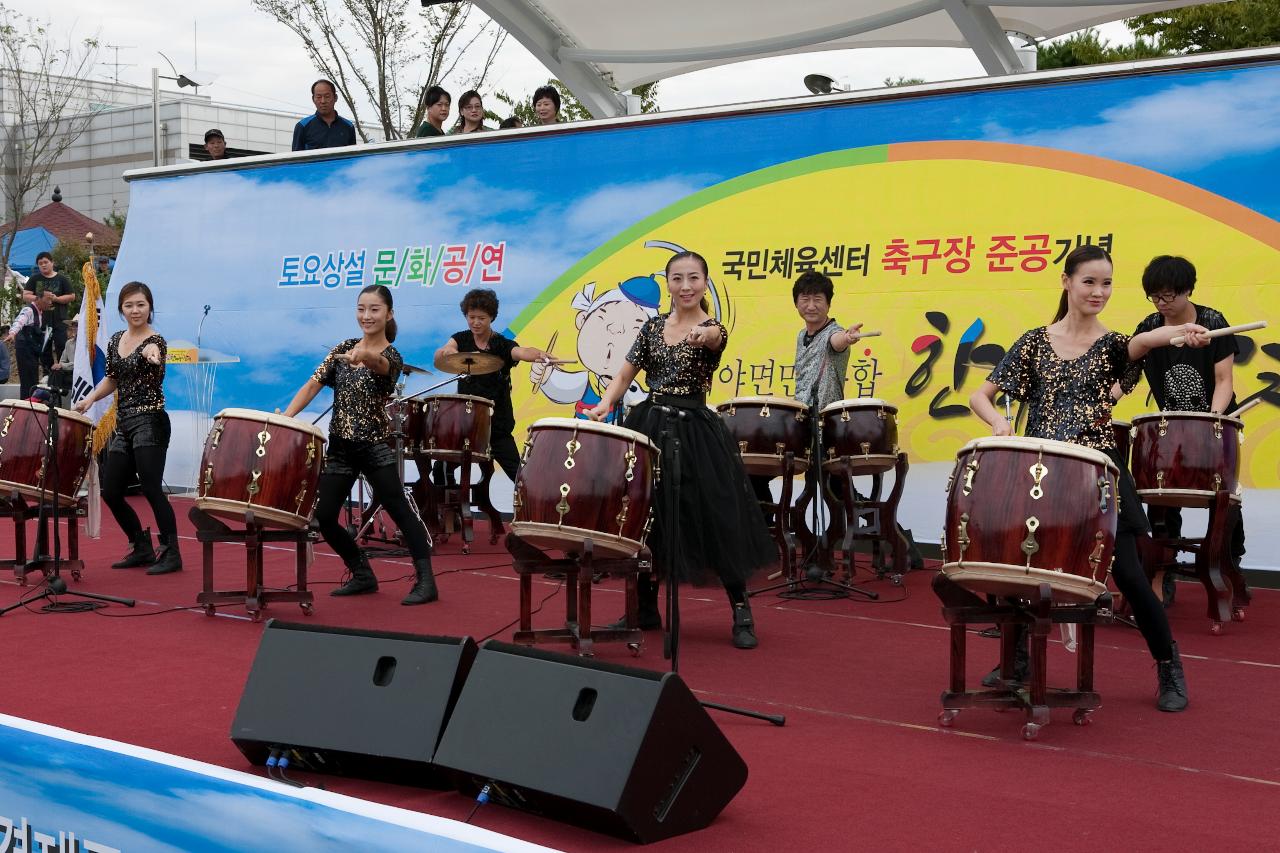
<box><xmin>1125</xmin><ymin>255</ymin><xmax>1244</xmax><ymax>602</ymax></box>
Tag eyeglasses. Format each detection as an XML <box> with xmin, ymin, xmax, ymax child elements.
<box><xmin>1148</xmin><ymin>292</ymin><xmax>1182</xmax><ymax>305</ymax></box>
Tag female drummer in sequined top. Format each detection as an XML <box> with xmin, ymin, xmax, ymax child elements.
<box><xmin>75</xmin><ymin>281</ymin><xmax>183</xmax><ymax>575</ymax></box>
<box><xmin>966</xmin><ymin>244</ymin><xmax>1210</xmax><ymax>712</ymax></box>
<box><xmin>284</xmin><ymin>284</ymin><xmax>437</xmax><ymax>605</ymax></box>
<box><xmin>587</xmin><ymin>251</ymin><xmax>776</xmax><ymax>650</ymax></box>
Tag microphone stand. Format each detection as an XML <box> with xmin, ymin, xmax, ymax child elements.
<box><xmin>1</xmin><ymin>407</ymin><xmax>135</xmax><ymax>616</ymax></box>
<box><xmin>654</xmin><ymin>404</ymin><xmax>785</xmax><ymax>727</ymax></box>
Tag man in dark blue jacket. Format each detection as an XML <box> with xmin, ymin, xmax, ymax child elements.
<box><xmin>292</xmin><ymin>79</ymin><xmax>357</xmax><ymax>151</ymax></box>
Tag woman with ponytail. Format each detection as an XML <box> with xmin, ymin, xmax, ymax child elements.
<box><xmin>965</xmin><ymin>244</ymin><xmax>1210</xmax><ymax>712</ymax></box>
<box><xmin>284</xmin><ymin>285</ymin><xmax>438</xmax><ymax>605</ymax></box>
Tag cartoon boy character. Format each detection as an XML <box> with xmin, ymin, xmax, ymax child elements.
<box><xmin>529</xmin><ymin>276</ymin><xmax>659</xmax><ymax>422</ymax></box>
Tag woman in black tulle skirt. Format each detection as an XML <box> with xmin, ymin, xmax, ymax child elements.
<box><xmin>587</xmin><ymin>251</ymin><xmax>775</xmax><ymax>649</ymax></box>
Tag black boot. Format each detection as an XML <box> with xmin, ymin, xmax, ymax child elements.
<box><xmin>981</xmin><ymin>625</ymin><xmax>1029</xmax><ymax>687</ymax></box>
<box><xmin>606</xmin><ymin>574</ymin><xmax>661</xmax><ymax>630</ymax></box>
<box><xmin>146</xmin><ymin>532</ymin><xmax>183</xmax><ymax>575</ymax></box>
<box><xmin>401</xmin><ymin>558</ymin><xmax>439</xmax><ymax>605</ymax></box>
<box><xmin>900</xmin><ymin>527</ymin><xmax>926</xmax><ymax>571</ymax></box>
<box><xmin>1161</xmin><ymin>571</ymin><xmax>1177</xmax><ymax>607</ymax></box>
<box><xmin>1156</xmin><ymin>642</ymin><xmax>1189</xmax><ymax>712</ymax></box>
<box><xmin>731</xmin><ymin>601</ymin><xmax>758</xmax><ymax>650</ymax></box>
<box><xmin>331</xmin><ymin>554</ymin><xmax>378</xmax><ymax>596</ymax></box>
<box><xmin>112</xmin><ymin>529</ymin><xmax>156</xmax><ymax>569</ymax></box>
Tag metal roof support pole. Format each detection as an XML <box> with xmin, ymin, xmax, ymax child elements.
<box><xmin>942</xmin><ymin>0</ymin><xmax>1024</xmax><ymax>75</ymax></box>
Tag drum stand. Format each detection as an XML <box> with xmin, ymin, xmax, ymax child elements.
<box><xmin>189</xmin><ymin>506</ymin><xmax>315</xmax><ymax>622</ymax></box>
<box><xmin>1142</xmin><ymin>493</ymin><xmax>1249</xmax><ymax>634</ymax></box>
<box><xmin>654</xmin><ymin>407</ymin><xmax>785</xmax><ymax>727</ymax></box>
<box><xmin>0</xmin><ymin>409</ymin><xmax>135</xmax><ymax>616</ymax></box>
<box><xmin>933</xmin><ymin>575</ymin><xmax>1105</xmax><ymax>741</ymax></box>
<box><xmin>750</xmin><ymin>394</ymin><xmax>877</xmax><ymax>601</ymax></box>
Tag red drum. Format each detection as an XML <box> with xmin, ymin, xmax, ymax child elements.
<box><xmin>820</xmin><ymin>398</ymin><xmax>899</xmax><ymax>475</ymax></box>
<box><xmin>511</xmin><ymin>417</ymin><xmax>657</xmax><ymax>558</ymax></box>
<box><xmin>0</xmin><ymin>400</ymin><xmax>92</xmax><ymax>507</ymax></box>
<box><xmin>411</xmin><ymin>394</ymin><xmax>493</xmax><ymax>462</ymax></box>
<box><xmin>941</xmin><ymin>436</ymin><xmax>1119</xmax><ymax>604</ymax></box>
<box><xmin>716</xmin><ymin>395</ymin><xmax>811</xmax><ymax>474</ymax></box>
<box><xmin>1131</xmin><ymin>411</ymin><xmax>1242</xmax><ymax>508</ymax></box>
<box><xmin>194</xmin><ymin>408</ymin><xmax>326</xmax><ymax>530</ymax></box>
<box><xmin>1112</xmin><ymin>419</ymin><xmax>1132</xmax><ymax>468</ymax></box>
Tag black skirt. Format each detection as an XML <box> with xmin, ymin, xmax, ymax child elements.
<box><xmin>106</xmin><ymin>410</ymin><xmax>171</xmax><ymax>454</ymax></box>
<box><xmin>625</xmin><ymin>393</ymin><xmax>776</xmax><ymax>587</ymax></box>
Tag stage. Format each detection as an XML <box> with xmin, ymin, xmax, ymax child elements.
<box><xmin>3</xmin><ymin>495</ymin><xmax>1279</xmax><ymax>851</ymax></box>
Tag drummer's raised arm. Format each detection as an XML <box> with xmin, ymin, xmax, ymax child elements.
<box><xmin>283</xmin><ymin>379</ymin><xmax>323</xmax><ymax>419</ymax></box>
<box><xmin>512</xmin><ymin>344</ymin><xmax>552</xmax><ymax>363</ymax></box>
<box><xmin>969</xmin><ymin>381</ymin><xmax>1011</xmax><ymax>436</ymax></box>
<box><xmin>432</xmin><ymin>338</ymin><xmax>459</xmax><ymax>371</ymax></box>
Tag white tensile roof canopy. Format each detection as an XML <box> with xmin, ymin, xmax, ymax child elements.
<box><xmin>472</xmin><ymin>0</ymin><xmax>1215</xmax><ymax>117</ymax></box>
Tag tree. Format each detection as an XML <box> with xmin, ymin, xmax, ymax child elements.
<box><xmin>251</xmin><ymin>0</ymin><xmax>508</xmax><ymax>142</ymax></box>
<box><xmin>0</xmin><ymin>4</ymin><xmax>98</xmax><ymax>316</ymax></box>
<box><xmin>1128</xmin><ymin>0</ymin><xmax>1280</xmax><ymax>52</ymax></box>
<box><xmin>883</xmin><ymin>76</ymin><xmax>925</xmax><ymax>87</ymax></box>
<box><xmin>493</xmin><ymin>79</ymin><xmax>660</xmax><ymax>124</ymax></box>
<box><xmin>1036</xmin><ymin>27</ymin><xmax>1169</xmax><ymax>69</ymax></box>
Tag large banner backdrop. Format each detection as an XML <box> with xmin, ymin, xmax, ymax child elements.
<box><xmin>119</xmin><ymin>56</ymin><xmax>1280</xmax><ymax>569</ymax></box>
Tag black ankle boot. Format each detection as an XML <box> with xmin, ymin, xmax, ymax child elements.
<box><xmin>982</xmin><ymin>625</ymin><xmax>1029</xmax><ymax>687</ymax></box>
<box><xmin>113</xmin><ymin>529</ymin><xmax>155</xmax><ymax>569</ymax></box>
<box><xmin>401</xmin><ymin>558</ymin><xmax>439</xmax><ymax>605</ymax></box>
<box><xmin>146</xmin><ymin>533</ymin><xmax>183</xmax><ymax>575</ymax></box>
<box><xmin>1156</xmin><ymin>642</ymin><xmax>1189</xmax><ymax>712</ymax></box>
<box><xmin>606</xmin><ymin>575</ymin><xmax>661</xmax><ymax>630</ymax></box>
<box><xmin>331</xmin><ymin>555</ymin><xmax>378</xmax><ymax>596</ymax></box>
<box><xmin>731</xmin><ymin>601</ymin><xmax>758</xmax><ymax>650</ymax></box>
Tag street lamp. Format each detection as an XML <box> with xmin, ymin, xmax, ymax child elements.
<box><xmin>151</xmin><ymin>52</ymin><xmax>216</xmax><ymax>167</ymax></box>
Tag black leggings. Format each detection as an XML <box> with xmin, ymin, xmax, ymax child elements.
<box><xmin>314</xmin><ymin>463</ymin><xmax>431</xmax><ymax>567</ymax></box>
<box><xmin>101</xmin><ymin>445</ymin><xmax>177</xmax><ymax>540</ymax></box>
<box><xmin>490</xmin><ymin>431</ymin><xmax>520</xmax><ymax>482</ymax></box>
<box><xmin>1111</xmin><ymin>530</ymin><xmax>1174</xmax><ymax>661</ymax></box>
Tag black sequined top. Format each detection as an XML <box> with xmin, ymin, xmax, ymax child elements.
<box><xmin>312</xmin><ymin>338</ymin><xmax>403</xmax><ymax>442</ymax></box>
<box><xmin>106</xmin><ymin>331</ymin><xmax>167</xmax><ymax>416</ymax></box>
<box><xmin>626</xmin><ymin>314</ymin><xmax>728</xmax><ymax>396</ymax></box>
<box><xmin>988</xmin><ymin>326</ymin><xmax>1141</xmax><ymax>451</ymax></box>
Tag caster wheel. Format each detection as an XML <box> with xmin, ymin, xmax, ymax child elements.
<box><xmin>300</xmin><ymin>603</ymin><xmax>314</xmax><ymax>615</ymax></box>
<box><xmin>628</xmin><ymin>642</ymin><xmax>642</xmax><ymax>656</ymax></box>
<box><xmin>892</xmin><ymin>574</ymin><xmax>904</xmax><ymax>586</ymax></box>
<box><xmin>938</xmin><ymin>710</ymin><xmax>959</xmax><ymax>727</ymax></box>
<box><xmin>462</xmin><ymin>545</ymin><xmax>471</xmax><ymax>555</ymax></box>
<box><xmin>1072</xmin><ymin>710</ymin><xmax>1092</xmax><ymax>726</ymax></box>
<box><xmin>1210</xmin><ymin>621</ymin><xmax>1223</xmax><ymax>635</ymax></box>
<box><xmin>1021</xmin><ymin>723</ymin><xmax>1041</xmax><ymax>741</ymax></box>
<box><xmin>1232</xmin><ymin>608</ymin><xmax>1245</xmax><ymax>623</ymax></box>
<box><xmin>71</xmin><ymin>570</ymin><xmax>82</xmax><ymax>582</ymax></box>
<box><xmin>17</xmin><ymin>576</ymin><xmax>27</xmax><ymax>587</ymax></box>
<box><xmin>203</xmin><ymin>605</ymin><xmax>216</xmax><ymax>617</ymax></box>
<box><xmin>250</xmin><ymin>610</ymin><xmax>262</xmax><ymax>623</ymax></box>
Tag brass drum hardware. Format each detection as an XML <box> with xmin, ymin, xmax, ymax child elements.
<box><xmin>860</xmin><ymin>442</ymin><xmax>870</xmax><ymax>456</ymax></box>
<box><xmin>876</xmin><ymin>408</ymin><xmax>886</xmax><ymax>421</ymax></box>
<box><xmin>520</xmin><ymin>439</ymin><xmax>533</xmax><ymax>464</ymax></box>
<box><xmin>0</xmin><ymin>413</ymin><xmax>12</xmax><ymax>437</ymax></box>
<box><xmin>1029</xmin><ymin>454</ymin><xmax>1048</xmax><ymax>500</ymax></box>
<box><xmin>624</xmin><ymin>447</ymin><xmax>638</xmax><ymax>482</ymax></box>
<box><xmin>247</xmin><ymin>469</ymin><xmax>262</xmax><ymax>497</ymax></box>
<box><xmin>795</xmin><ymin>409</ymin><xmax>806</xmax><ymax>422</ymax></box>
<box><xmin>295</xmin><ymin>482</ymin><xmax>308</xmax><ymax>514</ymax></box>
<box><xmin>563</xmin><ymin>436</ymin><xmax>581</xmax><ymax>470</ymax></box>
<box><xmin>840</xmin><ymin>409</ymin><xmax>850</xmax><ymax>422</ymax></box>
<box><xmin>1213</xmin><ymin>473</ymin><xmax>1223</xmax><ymax>492</ymax></box>
<box><xmin>465</xmin><ymin>398</ymin><xmax>473</xmax><ymax>415</ymax></box>
<box><xmin>616</xmin><ymin>495</ymin><xmax>630</xmax><ymax>534</ymax></box>
<box><xmin>738</xmin><ymin>440</ymin><xmax>747</xmax><ymax>454</ymax></box>
<box><xmin>1156</xmin><ymin>470</ymin><xmax>1165</xmax><ymax>490</ymax></box>
<box><xmin>556</xmin><ymin>483</ymin><xmax>571</xmax><ymax>523</ymax></box>
<box><xmin>956</xmin><ymin>512</ymin><xmax>970</xmax><ymax>561</ymax></box>
<box><xmin>1088</xmin><ymin>532</ymin><xmax>1105</xmax><ymax>581</ymax></box>
<box><xmin>512</xmin><ymin>486</ymin><xmax>524</xmax><ymax>513</ymax></box>
<box><xmin>725</xmin><ymin>404</ymin><xmax>736</xmax><ymax>416</ymax></box>
<box><xmin>463</xmin><ymin>437</ymin><xmax>472</xmax><ymax>451</ymax></box>
<box><xmin>775</xmin><ymin>442</ymin><xmax>785</xmax><ymax>457</ymax></box>
<box><xmin>759</xmin><ymin>402</ymin><xmax>771</xmax><ymax>418</ymax></box>
<box><xmin>210</xmin><ymin>422</ymin><xmax>224</xmax><ymax>448</ymax></box>
<box><xmin>826</xmin><ymin>447</ymin><xmax>836</xmax><ymax>459</ymax></box>
<box><xmin>1213</xmin><ymin>418</ymin><xmax>1222</xmax><ymax>440</ymax></box>
<box><xmin>305</xmin><ymin>439</ymin><xmax>317</xmax><ymax>467</ymax></box>
<box><xmin>1158</xmin><ymin>414</ymin><xmax>1168</xmax><ymax>437</ymax></box>
<box><xmin>1021</xmin><ymin>516</ymin><xmax>1041</xmax><ymax>566</ymax></box>
<box><xmin>961</xmin><ymin>456</ymin><xmax>980</xmax><ymax>496</ymax></box>
<box><xmin>255</xmin><ymin>428</ymin><xmax>272</xmax><ymax>458</ymax></box>
<box><xmin>201</xmin><ymin>464</ymin><xmax>214</xmax><ymax>497</ymax></box>
<box><xmin>1097</xmin><ymin>476</ymin><xmax>1112</xmax><ymax>513</ymax></box>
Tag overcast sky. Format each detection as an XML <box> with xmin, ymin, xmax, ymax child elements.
<box><xmin>19</xmin><ymin>1</ymin><xmax>1131</xmax><ymax>119</ymax></box>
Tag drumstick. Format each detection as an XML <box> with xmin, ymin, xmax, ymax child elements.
<box><xmin>1228</xmin><ymin>398</ymin><xmax>1263</xmax><ymax>418</ymax></box>
<box><xmin>1171</xmin><ymin>320</ymin><xmax>1266</xmax><ymax>347</ymax></box>
<box><xmin>851</xmin><ymin>330</ymin><xmax>882</xmax><ymax>339</ymax></box>
<box><xmin>532</xmin><ymin>331</ymin><xmax>560</xmax><ymax>389</ymax></box>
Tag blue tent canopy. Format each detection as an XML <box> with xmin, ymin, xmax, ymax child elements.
<box><xmin>2</xmin><ymin>226</ymin><xmax>58</xmax><ymax>274</ymax></box>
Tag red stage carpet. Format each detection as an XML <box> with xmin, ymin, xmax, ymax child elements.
<box><xmin>3</xmin><ymin>497</ymin><xmax>1279</xmax><ymax>851</ymax></box>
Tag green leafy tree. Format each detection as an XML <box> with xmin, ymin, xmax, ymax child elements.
<box><xmin>883</xmin><ymin>76</ymin><xmax>925</xmax><ymax>87</ymax></box>
<box><xmin>1128</xmin><ymin>0</ymin><xmax>1280</xmax><ymax>52</ymax></box>
<box><xmin>1036</xmin><ymin>28</ymin><xmax>1169</xmax><ymax>69</ymax></box>
<box><xmin>494</xmin><ymin>79</ymin><xmax>660</xmax><ymax>124</ymax></box>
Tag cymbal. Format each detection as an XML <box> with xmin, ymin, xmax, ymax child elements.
<box><xmin>438</xmin><ymin>351</ymin><xmax>503</xmax><ymax>376</ymax></box>
<box><xmin>401</xmin><ymin>361</ymin><xmax>431</xmax><ymax>376</ymax></box>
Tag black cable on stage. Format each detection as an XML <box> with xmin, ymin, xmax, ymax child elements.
<box><xmin>479</xmin><ymin>581</ymin><xmax>562</xmax><ymax>642</ymax></box>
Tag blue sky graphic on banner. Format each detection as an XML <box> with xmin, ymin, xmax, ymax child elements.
<box><xmin>0</xmin><ymin>716</ymin><xmax>557</xmax><ymax>852</ymax></box>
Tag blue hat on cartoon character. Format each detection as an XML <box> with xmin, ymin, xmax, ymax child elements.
<box><xmin>619</xmin><ymin>275</ymin><xmax>661</xmax><ymax>310</ymax></box>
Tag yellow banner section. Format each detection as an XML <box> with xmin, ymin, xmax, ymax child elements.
<box><xmin>512</xmin><ymin>143</ymin><xmax>1280</xmax><ymax>487</ymax></box>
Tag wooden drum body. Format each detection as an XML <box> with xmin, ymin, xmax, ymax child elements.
<box><xmin>1131</xmin><ymin>412</ymin><xmax>1242</xmax><ymax>508</ymax></box>
<box><xmin>413</xmin><ymin>394</ymin><xmax>493</xmax><ymax>462</ymax></box>
<box><xmin>511</xmin><ymin>418</ymin><xmax>656</xmax><ymax>558</ymax></box>
<box><xmin>821</xmin><ymin>398</ymin><xmax>899</xmax><ymax>475</ymax></box>
<box><xmin>716</xmin><ymin>395</ymin><xmax>811</xmax><ymax>475</ymax></box>
<box><xmin>195</xmin><ymin>409</ymin><xmax>326</xmax><ymax>530</ymax></box>
<box><xmin>941</xmin><ymin>437</ymin><xmax>1119</xmax><ymax>604</ymax></box>
<box><xmin>0</xmin><ymin>400</ymin><xmax>93</xmax><ymax>507</ymax></box>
